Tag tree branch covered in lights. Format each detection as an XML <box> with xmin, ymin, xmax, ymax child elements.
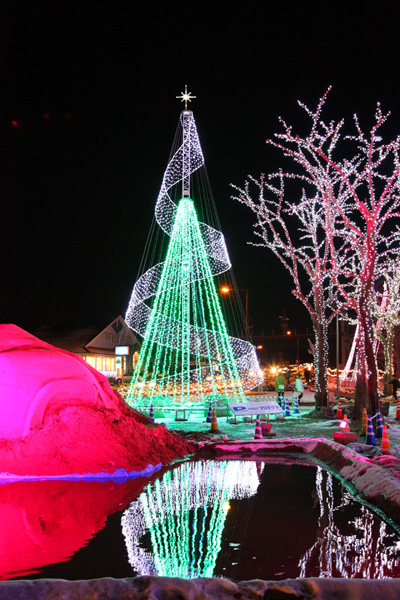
<box><xmin>232</xmin><ymin>171</ymin><xmax>342</xmax><ymax>408</ymax></box>
<box><xmin>232</xmin><ymin>89</ymin><xmax>400</xmax><ymax>418</ymax></box>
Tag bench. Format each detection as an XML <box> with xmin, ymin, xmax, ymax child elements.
<box><xmin>175</xmin><ymin>408</ymin><xmax>191</xmax><ymax>421</ymax></box>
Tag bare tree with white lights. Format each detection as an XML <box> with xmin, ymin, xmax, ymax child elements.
<box><xmin>232</xmin><ymin>89</ymin><xmax>400</xmax><ymax>420</ymax></box>
<box><xmin>231</xmin><ymin>173</ymin><xmax>342</xmax><ymax>410</ymax></box>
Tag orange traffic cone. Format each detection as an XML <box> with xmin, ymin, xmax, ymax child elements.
<box><xmin>396</xmin><ymin>399</ymin><xmax>400</xmax><ymax>420</ymax></box>
<box><xmin>362</xmin><ymin>408</ymin><xmax>368</xmax><ymax>435</ymax></box>
<box><xmin>381</xmin><ymin>425</ymin><xmax>391</xmax><ymax>454</ymax></box>
<box><xmin>336</xmin><ymin>398</ymin><xmax>343</xmax><ymax>420</ymax></box>
<box><xmin>210</xmin><ymin>408</ymin><xmax>219</xmax><ymax>432</ymax></box>
<box><xmin>342</xmin><ymin>414</ymin><xmax>350</xmax><ymax>433</ymax></box>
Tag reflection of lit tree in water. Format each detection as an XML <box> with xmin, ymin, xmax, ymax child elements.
<box><xmin>121</xmin><ymin>460</ymin><xmax>262</xmax><ymax>578</ymax></box>
<box><xmin>299</xmin><ymin>467</ymin><xmax>400</xmax><ymax>578</ymax></box>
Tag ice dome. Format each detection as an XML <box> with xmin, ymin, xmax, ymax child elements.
<box><xmin>0</xmin><ymin>324</ymin><xmax>126</xmax><ymax>439</ymax></box>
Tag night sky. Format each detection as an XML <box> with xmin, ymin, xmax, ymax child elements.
<box><xmin>1</xmin><ymin>2</ymin><xmax>400</xmax><ymax>335</ymax></box>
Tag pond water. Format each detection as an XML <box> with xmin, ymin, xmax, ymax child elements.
<box><xmin>1</xmin><ymin>457</ymin><xmax>400</xmax><ymax>581</ymax></box>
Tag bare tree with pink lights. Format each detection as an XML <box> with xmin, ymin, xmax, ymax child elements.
<box><xmin>232</xmin><ymin>89</ymin><xmax>400</xmax><ymax>420</ymax></box>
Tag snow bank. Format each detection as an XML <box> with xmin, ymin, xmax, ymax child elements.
<box><xmin>0</xmin><ymin>402</ymin><xmax>194</xmax><ymax>478</ymax></box>
<box><xmin>0</xmin><ymin>325</ymin><xmax>194</xmax><ymax>477</ymax></box>
<box><xmin>1</xmin><ymin>575</ymin><xmax>400</xmax><ymax>600</ymax></box>
<box><xmin>0</xmin><ymin>325</ymin><xmax>122</xmax><ymax>439</ymax></box>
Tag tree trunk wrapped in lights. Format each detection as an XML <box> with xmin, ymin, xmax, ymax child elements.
<box><xmin>125</xmin><ymin>101</ymin><xmax>262</xmax><ymax>407</ymax></box>
<box><xmin>232</xmin><ymin>89</ymin><xmax>400</xmax><ymax>417</ymax></box>
<box><xmin>373</xmin><ymin>261</ymin><xmax>400</xmax><ymax>396</ymax></box>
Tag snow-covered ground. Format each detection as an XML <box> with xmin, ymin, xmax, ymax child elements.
<box><xmin>3</xmin><ymin>573</ymin><xmax>400</xmax><ymax>600</ymax></box>
<box><xmin>160</xmin><ymin>390</ymin><xmax>400</xmax><ymax>456</ymax></box>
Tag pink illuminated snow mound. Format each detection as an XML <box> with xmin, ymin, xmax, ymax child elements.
<box><xmin>0</xmin><ymin>324</ymin><xmax>121</xmax><ymax>439</ymax></box>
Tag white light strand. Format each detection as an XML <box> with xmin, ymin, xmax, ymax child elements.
<box><xmin>298</xmin><ymin>467</ymin><xmax>400</xmax><ymax>578</ymax></box>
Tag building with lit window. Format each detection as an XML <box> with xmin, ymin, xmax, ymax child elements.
<box><xmin>33</xmin><ymin>316</ymin><xmax>140</xmax><ymax>379</ymax></box>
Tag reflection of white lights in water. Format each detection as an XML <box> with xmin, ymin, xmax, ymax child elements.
<box><xmin>299</xmin><ymin>467</ymin><xmax>400</xmax><ymax>578</ymax></box>
<box><xmin>121</xmin><ymin>460</ymin><xmax>262</xmax><ymax>578</ymax></box>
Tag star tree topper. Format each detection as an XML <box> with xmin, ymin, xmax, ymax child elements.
<box><xmin>176</xmin><ymin>85</ymin><xmax>196</xmax><ymax>109</ymax></box>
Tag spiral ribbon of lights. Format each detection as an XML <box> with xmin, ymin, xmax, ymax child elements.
<box><xmin>125</xmin><ymin>111</ymin><xmax>262</xmax><ymax>391</ymax></box>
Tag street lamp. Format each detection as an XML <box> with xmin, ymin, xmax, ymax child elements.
<box><xmin>336</xmin><ymin>314</ymin><xmax>340</xmax><ymax>401</ymax></box>
<box><xmin>220</xmin><ymin>286</ymin><xmax>249</xmax><ymax>334</ymax></box>
<box><xmin>279</xmin><ymin>312</ymin><xmax>289</xmax><ymax>334</ymax></box>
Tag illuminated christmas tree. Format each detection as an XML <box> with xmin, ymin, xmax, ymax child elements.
<box><xmin>125</xmin><ymin>88</ymin><xmax>261</xmax><ymax>406</ymax></box>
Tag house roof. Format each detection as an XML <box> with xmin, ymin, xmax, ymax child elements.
<box><xmin>33</xmin><ymin>316</ymin><xmax>139</xmax><ymax>355</ymax></box>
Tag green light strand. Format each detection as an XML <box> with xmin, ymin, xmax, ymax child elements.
<box><xmin>127</xmin><ymin>211</ymin><xmax>185</xmax><ymax>404</ymax></box>
<box><xmin>141</xmin><ymin>488</ymin><xmax>164</xmax><ymax>573</ymax></box>
<box><xmin>189</xmin><ymin>462</ymin><xmax>203</xmax><ymax>577</ymax></box>
<box><xmin>193</xmin><ymin>461</ymin><xmax>215</xmax><ymax>576</ymax></box>
<box><xmin>127</xmin><ymin>198</ymin><xmax>245</xmax><ymax>406</ymax></box>
<box><xmin>204</xmin><ymin>463</ymin><xmax>232</xmax><ymax>576</ymax></box>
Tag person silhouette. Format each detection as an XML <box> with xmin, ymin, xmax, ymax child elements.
<box><xmin>275</xmin><ymin>372</ymin><xmax>286</xmax><ymax>407</ymax></box>
<box><xmin>390</xmin><ymin>375</ymin><xmax>400</xmax><ymax>400</ymax></box>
